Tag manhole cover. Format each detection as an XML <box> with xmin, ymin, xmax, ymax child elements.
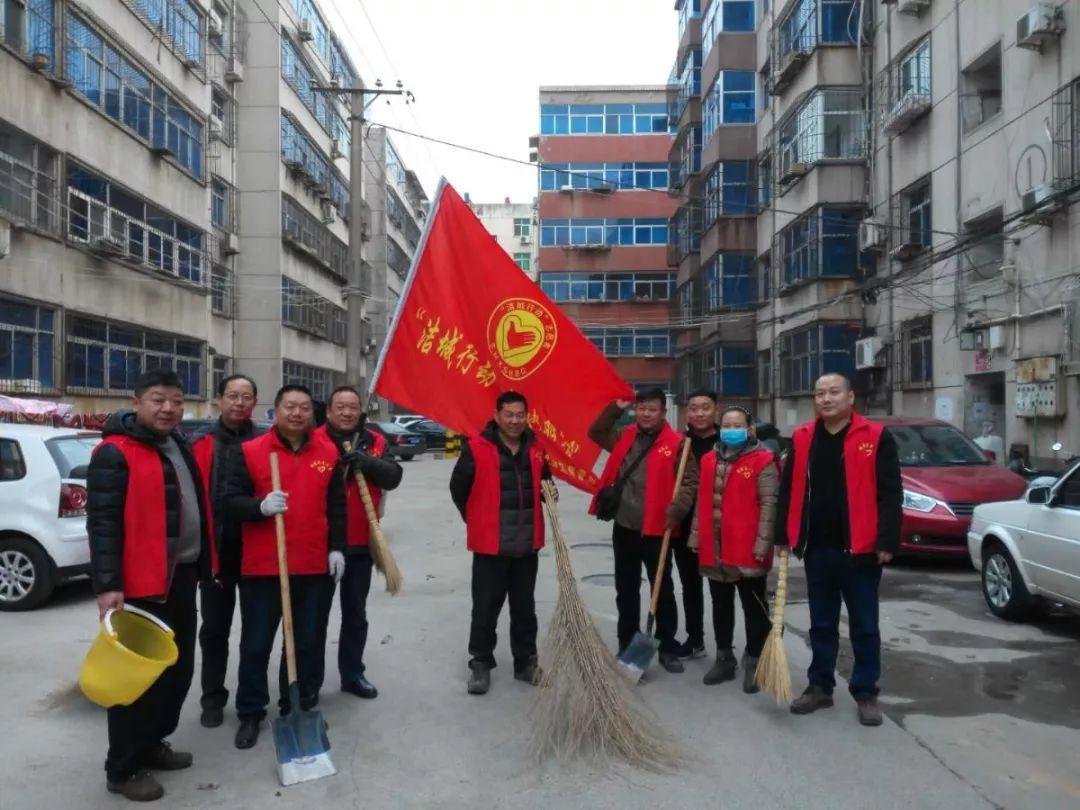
<box><xmin>569</xmin><ymin>542</ymin><xmax>612</xmax><ymax>551</ymax></box>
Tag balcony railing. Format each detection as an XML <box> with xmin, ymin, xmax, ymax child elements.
<box><xmin>67</xmin><ymin>188</ymin><xmax>207</xmax><ymax>286</ymax></box>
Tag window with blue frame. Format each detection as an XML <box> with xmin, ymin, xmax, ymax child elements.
<box><xmin>705</xmin><ymin>345</ymin><xmax>754</xmax><ymax>396</ymax></box>
<box><xmin>540</xmin><ymin>103</ymin><xmax>673</xmax><ymax>136</ymax></box>
<box><xmin>0</xmin><ymin>298</ymin><xmax>55</xmax><ymax>389</ymax></box>
<box><xmin>280</xmin><ymin>113</ymin><xmax>350</xmax><ymax>219</ymax></box>
<box><xmin>703</xmin><ymin>71</ymin><xmax>756</xmax><ymax>142</ymax></box>
<box><xmin>2</xmin><ymin>0</ymin><xmax>57</xmax><ymax>70</ymax></box>
<box><xmin>281</xmin><ymin>37</ymin><xmax>351</xmax><ymax>146</ymax></box>
<box><xmin>675</xmin><ymin>49</ymin><xmax>702</xmax><ymax>121</ymax></box>
<box><xmin>779</xmin><ymin>322</ymin><xmax>859</xmax><ymax>394</ymax></box>
<box><xmin>540</xmin><ymin>272</ymin><xmax>675</xmax><ymax>302</ymax></box>
<box><xmin>778</xmin><ymin>0</ymin><xmax>856</xmax><ymax>62</ymax></box>
<box><xmin>778</xmin><ymin>88</ymin><xmax>865</xmax><ymax>179</ymax></box>
<box><xmin>702</xmin><ymin>1</ymin><xmax>756</xmax><ymax>61</ymax></box>
<box><xmin>677</xmin><ymin>0</ymin><xmax>701</xmax><ymax>40</ymax></box>
<box><xmin>781</xmin><ymin>207</ymin><xmax>865</xmax><ymax>285</ymax></box>
<box><xmin>703</xmin><ymin>254</ymin><xmax>755</xmax><ymax>309</ymax></box>
<box><xmin>582</xmin><ymin>328</ymin><xmax>673</xmax><ymax>357</ymax></box>
<box><xmin>540</xmin><ymin>218</ymin><xmax>668</xmax><ymax>247</ymax></box>
<box><xmin>130</xmin><ymin>0</ymin><xmax>203</xmax><ymax>64</ymax></box>
<box><xmin>672</xmin><ymin>207</ymin><xmax>702</xmax><ymax>257</ymax></box>
<box><xmin>65</xmin><ymin>13</ymin><xmax>203</xmax><ymax>177</ymax></box>
<box><xmin>704</xmin><ymin>161</ymin><xmax>756</xmax><ymax>221</ymax></box>
<box><xmin>540</xmin><ymin>162</ymin><xmax>668</xmax><ymax>191</ymax></box>
<box><xmin>66</xmin><ymin>315</ymin><xmax>203</xmax><ymax>395</ymax></box>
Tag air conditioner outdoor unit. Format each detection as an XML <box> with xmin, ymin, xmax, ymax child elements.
<box><xmin>208</xmin><ymin>115</ymin><xmax>223</xmax><ymax>141</ymax></box>
<box><xmin>780</xmin><ymin>161</ymin><xmax>809</xmax><ymax>184</ymax></box>
<box><xmin>224</xmin><ymin>57</ymin><xmax>244</xmax><ymax>83</ymax></box>
<box><xmin>895</xmin><ymin>0</ymin><xmax>931</xmax><ymax>15</ymax></box>
<box><xmin>297</xmin><ymin>19</ymin><xmax>315</xmax><ymax>42</ymax></box>
<box><xmin>320</xmin><ymin>199</ymin><xmax>335</xmax><ymax>225</ymax></box>
<box><xmin>855</xmin><ymin>337</ymin><xmax>885</xmax><ymax>370</ymax></box>
<box><xmin>519</xmin><ymin>235</ymin><xmax>531</xmax><ymax>245</ymax></box>
<box><xmin>1016</xmin><ymin>3</ymin><xmax>1065</xmax><ymax>51</ymax></box>
<box><xmin>889</xmin><ymin>240</ymin><xmax>924</xmax><ymax>261</ymax></box>
<box><xmin>151</xmin><ymin>142</ymin><xmax>174</xmax><ymax>157</ymax></box>
<box><xmin>558</xmin><ymin>184</ymin><xmax>574</xmax><ymax>192</ymax></box>
<box><xmin>1020</xmin><ymin>184</ymin><xmax>1065</xmax><ymax>223</ymax></box>
<box><xmin>574</xmin><ymin>242</ymin><xmax>610</xmax><ymax>253</ymax></box>
<box><xmin>184</xmin><ymin>57</ymin><xmax>201</xmax><ymax>72</ymax></box>
<box><xmin>221</xmin><ymin>232</ymin><xmax>240</xmax><ymax>255</ymax></box>
<box><xmin>208</xmin><ymin>9</ymin><xmax>223</xmax><ymax>38</ymax></box>
<box><xmin>330</xmin><ymin>139</ymin><xmax>344</xmax><ymax>160</ymax></box>
<box><xmin>883</xmin><ymin>90</ymin><xmax>931</xmax><ymax>135</ymax></box>
<box><xmin>90</xmin><ymin>235</ymin><xmax>125</xmax><ymax>256</ymax></box>
<box><xmin>593</xmin><ymin>184</ymin><xmax>614</xmax><ymax>194</ymax></box>
<box><xmin>859</xmin><ymin>218</ymin><xmax>886</xmax><ymax>252</ymax></box>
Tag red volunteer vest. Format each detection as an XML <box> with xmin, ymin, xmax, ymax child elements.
<box><xmin>190</xmin><ymin>434</ymin><xmax>217</xmax><ymax>571</ymax></box>
<box><xmin>589</xmin><ymin>422</ymin><xmax>683</xmax><ymax>537</ymax></box>
<box><xmin>94</xmin><ymin>434</ymin><xmax>212</xmax><ymax>599</ymax></box>
<box><xmin>239</xmin><ymin>429</ymin><xmax>339</xmax><ymax>576</ymax></box>
<box><xmin>464</xmin><ymin>435</ymin><xmax>545</xmax><ymax>555</ymax></box>
<box><xmin>314</xmin><ymin>425</ymin><xmax>387</xmax><ymax>548</ymax></box>
<box><xmin>697</xmin><ymin>448</ymin><xmax>775</xmax><ymax>570</ymax></box>
<box><xmin>784</xmin><ymin>412</ymin><xmax>885</xmax><ymax>555</ymax></box>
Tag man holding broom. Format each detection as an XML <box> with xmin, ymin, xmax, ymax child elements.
<box><xmin>450</xmin><ymin>391</ymin><xmax>550</xmax><ymax>696</ymax></box>
<box><xmin>314</xmin><ymin>386</ymin><xmax>404</xmax><ymax>700</ymax></box>
<box><xmin>224</xmin><ymin>384</ymin><xmax>347</xmax><ymax>750</ymax></box>
<box><xmin>589</xmin><ymin>388</ymin><xmax>696</xmax><ymax>675</ymax></box>
<box><xmin>776</xmin><ymin>373</ymin><xmax>902</xmax><ymax>726</ymax></box>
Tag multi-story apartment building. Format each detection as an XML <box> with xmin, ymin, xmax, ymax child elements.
<box><xmin>669</xmin><ymin>0</ymin><xmax>1080</xmax><ymax>465</ymax></box>
<box><xmin>469</xmin><ymin>198</ymin><xmax>538</xmax><ymax>280</ymax></box>
<box><xmin>536</xmin><ymin>85</ymin><xmax>679</xmax><ymax>393</ymax></box>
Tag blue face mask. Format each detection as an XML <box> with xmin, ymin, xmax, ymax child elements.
<box><xmin>720</xmin><ymin>428</ymin><xmax>748</xmax><ymax>447</ymax></box>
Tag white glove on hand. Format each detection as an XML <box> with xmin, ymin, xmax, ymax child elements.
<box><xmin>328</xmin><ymin>551</ymin><xmax>346</xmax><ymax>584</ymax></box>
<box><xmin>260</xmin><ymin>490</ymin><xmax>288</xmax><ymax>516</ymax></box>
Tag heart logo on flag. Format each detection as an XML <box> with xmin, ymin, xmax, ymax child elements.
<box><xmin>487</xmin><ymin>297</ymin><xmax>558</xmax><ymax>381</ymax></box>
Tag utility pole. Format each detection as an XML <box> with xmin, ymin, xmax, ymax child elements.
<box><xmin>314</xmin><ymin>81</ymin><xmax>410</xmax><ymax>404</ymax></box>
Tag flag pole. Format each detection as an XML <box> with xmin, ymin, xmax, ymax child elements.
<box><xmin>367</xmin><ymin>176</ymin><xmax>449</xmax><ymax>399</ymax></box>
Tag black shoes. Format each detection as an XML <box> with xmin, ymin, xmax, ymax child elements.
<box><xmin>676</xmin><ymin>638</ymin><xmax>706</xmax><ymax>660</ymax></box>
<box><xmin>106</xmin><ymin>770</ymin><xmax>164</xmax><ymax>802</ymax></box>
<box><xmin>142</xmin><ymin>742</ymin><xmax>192</xmax><ymax>771</ymax></box>
<box><xmin>742</xmin><ymin>655</ymin><xmax>760</xmax><ymax>694</ymax></box>
<box><xmin>857</xmin><ymin>697</ymin><xmax>884</xmax><ymax>726</ymax></box>
<box><xmin>703</xmin><ymin>650</ymin><xmax>738</xmax><ymax>685</ymax></box>
<box><xmin>467</xmin><ymin>662</ymin><xmax>491</xmax><ymax>695</ymax></box>
<box><xmin>514</xmin><ymin>658</ymin><xmax>542</xmax><ymax>686</ymax></box>
<box><xmin>658</xmin><ymin>652</ymin><xmax>685</xmax><ymax>674</ymax></box>
<box><xmin>199</xmin><ymin>706</ymin><xmax>224</xmax><ymax>728</ymax></box>
<box><xmin>342</xmin><ymin>676</ymin><xmax>378</xmax><ymax>699</ymax></box>
<box><xmin>234</xmin><ymin>718</ymin><xmax>261</xmax><ymax>750</ymax></box>
<box><xmin>790</xmin><ymin>685</ymin><xmax>835</xmax><ymax>715</ymax></box>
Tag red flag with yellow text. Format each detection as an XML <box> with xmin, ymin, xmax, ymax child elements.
<box><xmin>370</xmin><ymin>181</ymin><xmax>633</xmax><ymax>492</ymax></box>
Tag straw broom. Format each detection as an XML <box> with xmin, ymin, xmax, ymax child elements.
<box><xmin>754</xmin><ymin>547</ymin><xmax>792</xmax><ymax>704</ymax></box>
<box><xmin>530</xmin><ymin>479</ymin><xmax>682</xmax><ymax>771</ymax></box>
<box><xmin>343</xmin><ymin>442</ymin><xmax>403</xmax><ymax>595</ymax></box>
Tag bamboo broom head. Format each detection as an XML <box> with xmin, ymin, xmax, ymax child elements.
<box><xmin>755</xmin><ymin>548</ymin><xmax>792</xmax><ymax>705</ymax></box>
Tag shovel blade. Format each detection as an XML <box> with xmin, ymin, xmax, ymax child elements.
<box><xmin>617</xmin><ymin>632</ymin><xmax>659</xmax><ymax>684</ymax></box>
<box><xmin>272</xmin><ymin>684</ymin><xmax>335</xmax><ymax>786</ymax></box>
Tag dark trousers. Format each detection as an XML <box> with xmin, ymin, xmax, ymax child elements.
<box><xmin>804</xmin><ymin>546</ymin><xmax>883</xmax><ymax>699</ymax></box>
<box><xmin>612</xmin><ymin>523</ymin><xmax>678</xmax><ymax>655</ymax></box>
<box><xmin>105</xmin><ymin>564</ymin><xmax>198</xmax><ymax>781</ymax></box>
<box><xmin>198</xmin><ymin>576</ymin><xmax>238</xmax><ymax>711</ymax></box>
<box><xmin>338</xmin><ymin>551</ymin><xmax>373</xmax><ymax>683</ymax></box>
<box><xmin>468</xmin><ymin>552</ymin><xmax>538</xmax><ymax>672</ymax></box>
<box><xmin>236</xmin><ymin>574</ymin><xmax>329</xmax><ymax>720</ymax></box>
<box><xmin>709</xmin><ymin>576</ymin><xmax>770</xmax><ymax>658</ymax></box>
<box><xmin>672</xmin><ymin>530</ymin><xmax>705</xmax><ymax>646</ymax></box>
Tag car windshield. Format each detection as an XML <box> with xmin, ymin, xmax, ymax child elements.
<box><xmin>886</xmin><ymin>424</ymin><xmax>989</xmax><ymax>467</ymax></box>
<box><xmin>46</xmin><ymin>434</ymin><xmax>101</xmax><ymax>478</ymax></box>
<box><xmin>374</xmin><ymin>422</ymin><xmax>410</xmax><ymax>434</ymax></box>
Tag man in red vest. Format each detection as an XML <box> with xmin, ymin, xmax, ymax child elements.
<box><xmin>589</xmin><ymin>387</ymin><xmax>697</xmax><ymax>674</ymax></box>
<box><xmin>88</xmin><ymin>369</ymin><xmax>212</xmax><ymax>802</ymax></box>
<box><xmin>450</xmin><ymin>391</ymin><xmax>549</xmax><ymax>695</ymax></box>
<box><xmin>223</xmin><ymin>384</ymin><xmax>346</xmax><ymax>750</ymax></box>
<box><xmin>313</xmin><ymin>386</ymin><xmax>403</xmax><ymax>700</ymax></box>
<box><xmin>189</xmin><ymin>374</ymin><xmax>265</xmax><ymax>729</ymax></box>
<box><xmin>776</xmin><ymin>373</ymin><xmax>902</xmax><ymax>726</ymax></box>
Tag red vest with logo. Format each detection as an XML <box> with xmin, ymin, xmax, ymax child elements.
<box><xmin>590</xmin><ymin>422</ymin><xmax>683</xmax><ymax>537</ymax></box>
<box><xmin>697</xmin><ymin>448</ymin><xmax>775</xmax><ymax>570</ymax></box>
<box><xmin>315</xmin><ymin>425</ymin><xmax>388</xmax><ymax>548</ymax></box>
<box><xmin>784</xmin><ymin>412</ymin><xmax>885</xmax><ymax>555</ymax></box>
<box><xmin>190</xmin><ymin>435</ymin><xmax>217</xmax><ymax>571</ymax></box>
<box><xmin>465</xmin><ymin>435</ymin><xmax>545</xmax><ymax>555</ymax></box>
<box><xmin>95</xmin><ymin>434</ymin><xmax>213</xmax><ymax>599</ymax></box>
<box><xmin>239</xmin><ymin>430</ymin><xmax>339</xmax><ymax>576</ymax></box>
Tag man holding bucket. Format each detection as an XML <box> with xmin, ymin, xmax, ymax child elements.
<box><xmin>87</xmin><ymin>369</ymin><xmax>212</xmax><ymax>802</ymax></box>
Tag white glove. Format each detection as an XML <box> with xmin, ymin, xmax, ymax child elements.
<box><xmin>328</xmin><ymin>551</ymin><xmax>346</xmax><ymax>584</ymax></box>
<box><xmin>260</xmin><ymin>490</ymin><xmax>288</xmax><ymax>516</ymax></box>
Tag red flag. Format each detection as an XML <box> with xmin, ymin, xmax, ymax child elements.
<box><xmin>370</xmin><ymin>181</ymin><xmax>633</xmax><ymax>492</ymax></box>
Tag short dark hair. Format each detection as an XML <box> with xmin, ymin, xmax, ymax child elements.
<box><xmin>635</xmin><ymin>386</ymin><xmax>667</xmax><ymax>409</ymax></box>
<box><xmin>816</xmin><ymin>372</ymin><xmax>853</xmax><ymax>392</ymax></box>
<box><xmin>274</xmin><ymin>384</ymin><xmax>312</xmax><ymax>407</ymax></box>
<box><xmin>687</xmin><ymin>388</ymin><xmax>718</xmax><ymax>404</ymax></box>
<box><xmin>328</xmin><ymin>385</ymin><xmax>362</xmax><ymax>407</ymax></box>
<box><xmin>217</xmin><ymin>373</ymin><xmax>258</xmax><ymax>398</ymax></box>
<box><xmin>720</xmin><ymin>405</ymin><xmax>754</xmax><ymax>424</ymax></box>
<box><xmin>496</xmin><ymin>390</ymin><xmax>528</xmax><ymax>411</ymax></box>
<box><xmin>134</xmin><ymin>368</ymin><xmax>184</xmax><ymax>397</ymax></box>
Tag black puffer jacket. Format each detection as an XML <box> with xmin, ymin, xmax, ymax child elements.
<box><xmin>449</xmin><ymin>422</ymin><xmax>548</xmax><ymax>557</ymax></box>
<box><xmin>323</xmin><ymin>421</ymin><xmax>404</xmax><ymax>493</ymax></box>
<box><xmin>87</xmin><ymin>411</ymin><xmax>211</xmax><ymax>595</ymax></box>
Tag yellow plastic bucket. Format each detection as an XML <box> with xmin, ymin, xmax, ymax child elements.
<box><xmin>79</xmin><ymin>606</ymin><xmax>178</xmax><ymax>708</ymax></box>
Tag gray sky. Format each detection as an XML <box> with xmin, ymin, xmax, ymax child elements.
<box><xmin>321</xmin><ymin>1</ymin><xmax>677</xmax><ymax>204</ymax></box>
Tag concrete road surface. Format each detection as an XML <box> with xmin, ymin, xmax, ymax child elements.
<box><xmin>2</xmin><ymin>457</ymin><xmax>1076</xmax><ymax>809</ymax></box>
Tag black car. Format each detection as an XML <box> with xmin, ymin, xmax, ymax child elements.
<box><xmin>367</xmin><ymin>421</ymin><xmax>427</xmax><ymax>460</ymax></box>
<box><xmin>405</xmin><ymin>419</ymin><xmax>450</xmax><ymax>451</ymax></box>
<box><xmin>179</xmin><ymin>418</ymin><xmax>272</xmax><ymax>438</ymax></box>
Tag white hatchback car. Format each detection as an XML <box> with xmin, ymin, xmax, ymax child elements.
<box><xmin>968</xmin><ymin>458</ymin><xmax>1080</xmax><ymax>620</ymax></box>
<box><xmin>0</xmin><ymin>425</ymin><xmax>101</xmax><ymax>611</ymax></box>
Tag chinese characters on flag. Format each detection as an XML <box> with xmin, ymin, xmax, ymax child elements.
<box><xmin>370</xmin><ymin>181</ymin><xmax>633</xmax><ymax>492</ymax></box>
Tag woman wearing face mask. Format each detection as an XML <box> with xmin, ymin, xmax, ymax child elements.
<box><xmin>668</xmin><ymin>406</ymin><xmax>778</xmax><ymax>691</ymax></box>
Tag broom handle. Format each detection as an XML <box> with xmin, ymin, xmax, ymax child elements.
<box><xmin>342</xmin><ymin>442</ymin><xmax>387</xmax><ymax>559</ymax></box>
<box><xmin>648</xmin><ymin>438</ymin><xmax>693</xmax><ymax>620</ymax></box>
<box><xmin>772</xmin><ymin>548</ymin><xmax>789</xmax><ymax>631</ymax></box>
<box><xmin>269</xmin><ymin>453</ymin><xmax>299</xmax><ymax>687</ymax></box>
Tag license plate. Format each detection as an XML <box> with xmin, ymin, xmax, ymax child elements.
<box><xmin>408</xmin><ymin>438</ymin><xmax>421</xmax><ymax>444</ymax></box>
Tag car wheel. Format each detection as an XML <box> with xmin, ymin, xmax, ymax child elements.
<box><xmin>981</xmin><ymin>540</ymin><xmax>1035</xmax><ymax>621</ymax></box>
<box><xmin>400</xmin><ymin>453</ymin><xmax>415</xmax><ymax>461</ymax></box>
<box><xmin>0</xmin><ymin>536</ymin><xmax>55</xmax><ymax>612</ymax></box>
